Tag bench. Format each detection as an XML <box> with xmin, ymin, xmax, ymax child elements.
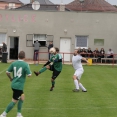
<box><xmin>86</xmin><ymin>57</ymin><xmax>98</xmax><ymax>63</ymax></box>
<box><xmin>101</xmin><ymin>58</ymin><xmax>117</xmax><ymax>63</ymax></box>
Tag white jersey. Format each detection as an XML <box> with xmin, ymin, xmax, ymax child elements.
<box><xmin>72</xmin><ymin>54</ymin><xmax>83</xmax><ymax>71</ymax></box>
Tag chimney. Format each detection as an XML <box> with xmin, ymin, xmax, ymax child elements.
<box><xmin>30</xmin><ymin>0</ymin><xmax>34</xmax><ymax>3</ymax></box>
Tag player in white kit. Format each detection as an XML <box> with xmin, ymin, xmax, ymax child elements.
<box><xmin>72</xmin><ymin>49</ymin><xmax>89</xmax><ymax>92</ymax></box>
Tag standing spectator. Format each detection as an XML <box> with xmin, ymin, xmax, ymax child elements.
<box><xmin>2</xmin><ymin>42</ymin><xmax>7</xmax><ymax>52</ymax></box>
<box><xmin>72</xmin><ymin>49</ymin><xmax>89</xmax><ymax>92</ymax></box>
<box><xmin>0</xmin><ymin>51</ymin><xmax>32</xmax><ymax>117</ymax></box>
<box><xmin>48</xmin><ymin>41</ymin><xmax>53</xmax><ymax>59</ymax></box>
<box><xmin>33</xmin><ymin>40</ymin><xmax>40</xmax><ymax>61</ymax></box>
<box><xmin>107</xmin><ymin>49</ymin><xmax>114</xmax><ymax>58</ymax></box>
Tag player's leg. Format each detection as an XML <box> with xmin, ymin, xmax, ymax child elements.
<box><xmin>34</xmin><ymin>65</ymin><xmax>50</xmax><ymax>76</ymax></box>
<box><xmin>0</xmin><ymin>89</ymin><xmax>20</xmax><ymax>117</ymax></box>
<box><xmin>78</xmin><ymin>71</ymin><xmax>87</xmax><ymax>92</ymax></box>
<box><xmin>79</xmin><ymin>82</ymin><xmax>87</xmax><ymax>92</ymax></box>
<box><xmin>16</xmin><ymin>92</ymin><xmax>25</xmax><ymax>117</ymax></box>
<box><xmin>50</xmin><ymin>69</ymin><xmax>61</xmax><ymax>91</ymax></box>
<box><xmin>72</xmin><ymin>69</ymin><xmax>83</xmax><ymax>92</ymax></box>
<box><xmin>72</xmin><ymin>74</ymin><xmax>79</xmax><ymax>92</ymax></box>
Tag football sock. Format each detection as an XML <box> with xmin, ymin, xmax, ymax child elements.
<box><xmin>5</xmin><ymin>101</ymin><xmax>16</xmax><ymax>113</ymax></box>
<box><xmin>1</xmin><ymin>111</ymin><xmax>7</xmax><ymax>116</ymax></box>
<box><xmin>39</xmin><ymin>67</ymin><xmax>47</xmax><ymax>73</ymax></box>
<box><xmin>74</xmin><ymin>79</ymin><xmax>79</xmax><ymax>89</ymax></box>
<box><xmin>17</xmin><ymin>100</ymin><xmax>23</xmax><ymax>113</ymax></box>
<box><xmin>79</xmin><ymin>83</ymin><xmax>86</xmax><ymax>91</ymax></box>
<box><xmin>52</xmin><ymin>80</ymin><xmax>55</xmax><ymax>87</ymax></box>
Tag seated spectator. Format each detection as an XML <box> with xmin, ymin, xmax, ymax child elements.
<box><xmin>80</xmin><ymin>48</ymin><xmax>87</xmax><ymax>57</ymax></box>
<box><xmin>98</xmin><ymin>48</ymin><xmax>105</xmax><ymax>62</ymax></box>
<box><xmin>87</xmin><ymin>47</ymin><xmax>93</xmax><ymax>57</ymax></box>
<box><xmin>78</xmin><ymin>47</ymin><xmax>82</xmax><ymax>54</ymax></box>
<box><xmin>93</xmin><ymin>48</ymin><xmax>100</xmax><ymax>58</ymax></box>
<box><xmin>100</xmin><ymin>48</ymin><xmax>105</xmax><ymax>58</ymax></box>
<box><xmin>107</xmin><ymin>49</ymin><xmax>114</xmax><ymax>58</ymax></box>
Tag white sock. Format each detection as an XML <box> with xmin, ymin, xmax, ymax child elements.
<box><xmin>79</xmin><ymin>83</ymin><xmax>86</xmax><ymax>91</ymax></box>
<box><xmin>2</xmin><ymin>111</ymin><xmax>7</xmax><ymax>116</ymax></box>
<box><xmin>74</xmin><ymin>79</ymin><xmax>79</xmax><ymax>89</ymax></box>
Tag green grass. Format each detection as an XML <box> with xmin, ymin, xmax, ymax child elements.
<box><xmin>0</xmin><ymin>63</ymin><xmax>117</xmax><ymax>117</ymax></box>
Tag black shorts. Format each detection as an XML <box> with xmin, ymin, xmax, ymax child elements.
<box><xmin>12</xmin><ymin>88</ymin><xmax>24</xmax><ymax>100</ymax></box>
<box><xmin>49</xmin><ymin>65</ymin><xmax>61</xmax><ymax>79</ymax></box>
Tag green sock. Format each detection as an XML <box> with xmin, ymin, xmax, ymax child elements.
<box><xmin>5</xmin><ymin>102</ymin><xmax>16</xmax><ymax>113</ymax></box>
<box><xmin>39</xmin><ymin>67</ymin><xmax>47</xmax><ymax>73</ymax></box>
<box><xmin>52</xmin><ymin>81</ymin><xmax>55</xmax><ymax>87</ymax></box>
<box><xmin>17</xmin><ymin>100</ymin><xmax>23</xmax><ymax>113</ymax></box>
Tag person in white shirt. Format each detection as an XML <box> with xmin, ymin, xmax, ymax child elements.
<box><xmin>107</xmin><ymin>49</ymin><xmax>114</xmax><ymax>58</ymax></box>
<box><xmin>72</xmin><ymin>49</ymin><xmax>89</xmax><ymax>92</ymax></box>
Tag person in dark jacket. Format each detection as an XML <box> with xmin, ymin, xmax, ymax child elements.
<box><xmin>2</xmin><ymin>42</ymin><xmax>7</xmax><ymax>52</ymax></box>
<box><xmin>33</xmin><ymin>40</ymin><xmax>40</xmax><ymax>61</ymax></box>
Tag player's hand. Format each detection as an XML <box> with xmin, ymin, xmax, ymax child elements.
<box><xmin>10</xmin><ymin>78</ymin><xmax>13</xmax><ymax>81</ymax></box>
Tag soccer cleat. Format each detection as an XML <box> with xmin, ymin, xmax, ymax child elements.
<box><xmin>82</xmin><ymin>90</ymin><xmax>87</xmax><ymax>92</ymax></box>
<box><xmin>34</xmin><ymin>71</ymin><xmax>39</xmax><ymax>76</ymax></box>
<box><xmin>50</xmin><ymin>86</ymin><xmax>54</xmax><ymax>91</ymax></box>
<box><xmin>72</xmin><ymin>89</ymin><xmax>79</xmax><ymax>92</ymax></box>
<box><xmin>0</xmin><ymin>115</ymin><xmax>6</xmax><ymax>117</ymax></box>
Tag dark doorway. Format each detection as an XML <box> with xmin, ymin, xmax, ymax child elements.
<box><xmin>9</xmin><ymin>37</ymin><xmax>19</xmax><ymax>59</ymax></box>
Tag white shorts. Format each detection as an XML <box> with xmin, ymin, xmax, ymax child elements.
<box><xmin>74</xmin><ymin>69</ymin><xmax>84</xmax><ymax>80</ymax></box>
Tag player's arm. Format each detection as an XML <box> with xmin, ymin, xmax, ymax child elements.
<box><xmin>6</xmin><ymin>71</ymin><xmax>12</xmax><ymax>81</ymax></box>
<box><xmin>82</xmin><ymin>57</ymin><xmax>90</xmax><ymax>64</ymax></box>
<box><xmin>43</xmin><ymin>60</ymin><xmax>51</xmax><ymax>67</ymax></box>
<box><xmin>6</xmin><ymin>64</ymin><xmax>13</xmax><ymax>81</ymax></box>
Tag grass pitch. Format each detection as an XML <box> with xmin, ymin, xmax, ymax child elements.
<box><xmin>0</xmin><ymin>63</ymin><xmax>117</xmax><ymax>117</ymax></box>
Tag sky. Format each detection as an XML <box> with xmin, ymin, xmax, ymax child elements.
<box><xmin>20</xmin><ymin>0</ymin><xmax>117</xmax><ymax>5</ymax></box>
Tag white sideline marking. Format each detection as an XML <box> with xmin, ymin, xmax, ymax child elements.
<box><xmin>0</xmin><ymin>107</ymin><xmax>117</xmax><ymax>110</ymax></box>
<box><xmin>0</xmin><ymin>69</ymin><xmax>7</xmax><ymax>74</ymax></box>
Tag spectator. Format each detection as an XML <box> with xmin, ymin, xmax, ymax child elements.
<box><xmin>87</xmin><ymin>48</ymin><xmax>93</xmax><ymax>57</ymax></box>
<box><xmin>48</xmin><ymin>41</ymin><xmax>53</xmax><ymax>59</ymax></box>
<box><xmin>98</xmin><ymin>48</ymin><xmax>105</xmax><ymax>62</ymax></box>
<box><xmin>2</xmin><ymin>42</ymin><xmax>7</xmax><ymax>52</ymax></box>
<box><xmin>80</xmin><ymin>48</ymin><xmax>87</xmax><ymax>57</ymax></box>
<box><xmin>33</xmin><ymin>40</ymin><xmax>40</xmax><ymax>61</ymax></box>
<box><xmin>107</xmin><ymin>49</ymin><xmax>114</xmax><ymax>58</ymax></box>
<box><xmin>100</xmin><ymin>48</ymin><xmax>105</xmax><ymax>58</ymax></box>
<box><xmin>93</xmin><ymin>48</ymin><xmax>100</xmax><ymax>58</ymax></box>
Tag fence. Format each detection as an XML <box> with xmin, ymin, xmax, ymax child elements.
<box><xmin>34</xmin><ymin>52</ymin><xmax>117</xmax><ymax>66</ymax></box>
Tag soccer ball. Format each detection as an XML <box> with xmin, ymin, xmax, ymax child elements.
<box><xmin>49</xmin><ymin>47</ymin><xmax>56</xmax><ymax>54</ymax></box>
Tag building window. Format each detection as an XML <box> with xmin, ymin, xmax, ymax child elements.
<box><xmin>9</xmin><ymin>3</ymin><xmax>15</xmax><ymax>9</ymax></box>
<box><xmin>33</xmin><ymin>34</ymin><xmax>47</xmax><ymax>47</ymax></box>
<box><xmin>0</xmin><ymin>33</ymin><xmax>6</xmax><ymax>46</ymax></box>
<box><xmin>26</xmin><ymin>34</ymin><xmax>47</xmax><ymax>47</ymax></box>
<box><xmin>94</xmin><ymin>39</ymin><xmax>104</xmax><ymax>46</ymax></box>
<box><xmin>75</xmin><ymin>36</ymin><xmax>88</xmax><ymax>49</ymax></box>
<box><xmin>26</xmin><ymin>34</ymin><xmax>33</xmax><ymax>47</ymax></box>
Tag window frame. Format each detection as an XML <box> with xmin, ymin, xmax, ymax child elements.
<box><xmin>75</xmin><ymin>35</ymin><xmax>88</xmax><ymax>49</ymax></box>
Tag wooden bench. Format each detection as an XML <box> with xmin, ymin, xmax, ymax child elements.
<box><xmin>101</xmin><ymin>58</ymin><xmax>117</xmax><ymax>63</ymax></box>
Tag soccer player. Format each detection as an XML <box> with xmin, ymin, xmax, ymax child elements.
<box><xmin>0</xmin><ymin>51</ymin><xmax>32</xmax><ymax>117</ymax></box>
<box><xmin>72</xmin><ymin>49</ymin><xmax>89</xmax><ymax>92</ymax></box>
<box><xmin>34</xmin><ymin>47</ymin><xmax>62</xmax><ymax>91</ymax></box>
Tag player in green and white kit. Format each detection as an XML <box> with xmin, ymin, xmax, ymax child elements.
<box><xmin>34</xmin><ymin>47</ymin><xmax>62</xmax><ymax>91</ymax></box>
<box><xmin>0</xmin><ymin>51</ymin><xmax>32</xmax><ymax>117</ymax></box>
